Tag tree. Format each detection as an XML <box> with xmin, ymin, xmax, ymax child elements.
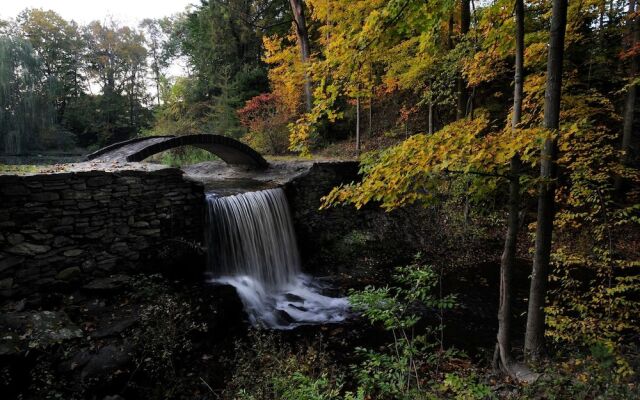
<box><xmin>457</xmin><ymin>0</ymin><xmax>471</xmax><ymax>120</ymax></box>
<box><xmin>288</xmin><ymin>0</ymin><xmax>313</xmax><ymax>112</ymax></box>
<box><xmin>18</xmin><ymin>9</ymin><xmax>85</xmax><ymax>122</ymax></box>
<box><xmin>140</xmin><ymin>18</ymin><xmax>172</xmax><ymax>105</ymax></box>
<box><xmin>0</xmin><ymin>35</ymin><xmax>56</xmax><ymax>153</ymax></box>
<box><xmin>493</xmin><ymin>0</ymin><xmax>537</xmax><ymax>382</ymax></box>
<box><xmin>617</xmin><ymin>0</ymin><xmax>639</xmax><ymax>194</ymax></box>
<box><xmin>148</xmin><ymin>0</ymin><xmax>290</xmax><ymax>138</ymax></box>
<box><xmin>525</xmin><ymin>0</ymin><xmax>569</xmax><ymax>358</ymax></box>
<box><xmin>84</xmin><ymin>19</ymin><xmax>149</xmax><ymax>142</ymax></box>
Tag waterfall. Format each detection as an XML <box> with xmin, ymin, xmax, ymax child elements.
<box><xmin>206</xmin><ymin>189</ymin><xmax>301</xmax><ymax>287</ymax></box>
<box><xmin>205</xmin><ymin>188</ymin><xmax>348</xmax><ymax>329</ymax></box>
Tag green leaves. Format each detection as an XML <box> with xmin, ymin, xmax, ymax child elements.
<box><xmin>347</xmin><ymin>261</ymin><xmax>461</xmax><ymax>399</ymax></box>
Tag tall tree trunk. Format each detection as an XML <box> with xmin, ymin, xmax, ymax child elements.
<box><xmin>525</xmin><ymin>0</ymin><xmax>568</xmax><ymax>359</ymax></box>
<box><xmin>289</xmin><ymin>0</ymin><xmax>313</xmax><ymax>112</ymax></box>
<box><xmin>616</xmin><ymin>0</ymin><xmax>639</xmax><ymax>195</ymax></box>
<box><xmin>368</xmin><ymin>90</ymin><xmax>373</xmax><ymax>138</ymax></box>
<box><xmin>456</xmin><ymin>0</ymin><xmax>471</xmax><ymax>120</ymax></box>
<box><xmin>428</xmin><ymin>103</ymin><xmax>434</xmax><ymax>135</ymax></box>
<box><xmin>494</xmin><ymin>0</ymin><xmax>525</xmax><ymax>376</ymax></box>
<box><xmin>356</xmin><ymin>95</ymin><xmax>361</xmax><ymax>156</ymax></box>
<box><xmin>447</xmin><ymin>14</ymin><xmax>454</xmax><ymax>50</ymax></box>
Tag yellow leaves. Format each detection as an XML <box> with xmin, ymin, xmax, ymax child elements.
<box><xmin>263</xmin><ymin>32</ymin><xmax>305</xmax><ymax>115</ymax></box>
<box><xmin>321</xmin><ymin>114</ymin><xmax>516</xmax><ymax>211</ymax></box>
<box><xmin>462</xmin><ymin>49</ymin><xmax>508</xmax><ymax>87</ymax></box>
<box><xmin>288</xmin><ymin>119</ymin><xmax>313</xmax><ymax>157</ymax></box>
<box><xmin>524</xmin><ymin>41</ymin><xmax>548</xmax><ymax>69</ymax></box>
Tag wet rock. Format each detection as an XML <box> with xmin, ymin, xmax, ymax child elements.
<box><xmin>284</xmin><ymin>293</ymin><xmax>304</xmax><ymax>302</ymax></box>
<box><xmin>0</xmin><ymin>256</ymin><xmax>23</xmax><ymax>274</ymax></box>
<box><xmin>81</xmin><ymin>343</ymin><xmax>133</xmax><ymax>379</ymax></box>
<box><xmin>0</xmin><ymin>277</ymin><xmax>14</xmax><ymax>291</ymax></box>
<box><xmin>7</xmin><ymin>242</ymin><xmax>51</xmax><ymax>256</ymax></box>
<box><xmin>92</xmin><ymin>317</ymin><xmax>138</xmax><ymax>339</ymax></box>
<box><xmin>59</xmin><ymin>348</ymin><xmax>92</xmax><ymax>372</ymax></box>
<box><xmin>275</xmin><ymin>310</ymin><xmax>295</xmax><ymax>325</ymax></box>
<box><xmin>130</xmin><ymin>221</ymin><xmax>149</xmax><ymax>228</ymax></box>
<box><xmin>0</xmin><ymin>311</ymin><xmax>82</xmax><ymax>352</ymax></box>
<box><xmin>7</xmin><ymin>233</ymin><xmax>24</xmax><ymax>245</ymax></box>
<box><xmin>56</xmin><ymin>267</ymin><xmax>82</xmax><ymax>281</ymax></box>
<box><xmin>0</xmin><ymin>326</ymin><xmax>24</xmax><ymax>357</ymax></box>
<box><xmin>289</xmin><ymin>304</ymin><xmax>309</xmax><ymax>312</ymax></box>
<box><xmin>82</xmin><ymin>275</ymin><xmax>130</xmax><ymax>294</ymax></box>
<box><xmin>63</xmin><ymin>249</ymin><xmax>84</xmax><ymax>257</ymax></box>
<box><xmin>103</xmin><ymin>395</ymin><xmax>126</xmax><ymax>400</ymax></box>
<box><xmin>53</xmin><ymin>236</ymin><xmax>74</xmax><ymax>247</ymax></box>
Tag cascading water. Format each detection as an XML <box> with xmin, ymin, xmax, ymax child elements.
<box><xmin>205</xmin><ymin>188</ymin><xmax>348</xmax><ymax>329</ymax></box>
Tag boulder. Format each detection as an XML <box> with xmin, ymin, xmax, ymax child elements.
<box><xmin>0</xmin><ymin>311</ymin><xmax>83</xmax><ymax>352</ymax></box>
<box><xmin>56</xmin><ymin>267</ymin><xmax>82</xmax><ymax>281</ymax></box>
<box><xmin>7</xmin><ymin>242</ymin><xmax>50</xmax><ymax>256</ymax></box>
<box><xmin>92</xmin><ymin>317</ymin><xmax>138</xmax><ymax>339</ymax></box>
<box><xmin>82</xmin><ymin>275</ymin><xmax>130</xmax><ymax>294</ymax></box>
<box><xmin>80</xmin><ymin>343</ymin><xmax>133</xmax><ymax>379</ymax></box>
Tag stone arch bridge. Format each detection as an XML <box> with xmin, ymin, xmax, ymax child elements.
<box><xmin>86</xmin><ymin>134</ymin><xmax>268</xmax><ymax>169</ymax></box>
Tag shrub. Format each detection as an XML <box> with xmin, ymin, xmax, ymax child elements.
<box><xmin>237</xmin><ymin>93</ymin><xmax>291</xmax><ymax>154</ymax></box>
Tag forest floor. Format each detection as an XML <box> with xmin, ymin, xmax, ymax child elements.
<box><xmin>2</xmin><ymin>207</ymin><xmax>636</xmax><ymax>399</ymax></box>
<box><xmin>1</xmin><ymin>155</ymin><xmax>638</xmax><ymax>399</ymax></box>
<box><xmin>316</xmin><ymin>133</ymin><xmax>405</xmax><ymax>159</ymax></box>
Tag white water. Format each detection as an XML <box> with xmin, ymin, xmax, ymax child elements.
<box><xmin>205</xmin><ymin>188</ymin><xmax>349</xmax><ymax>329</ymax></box>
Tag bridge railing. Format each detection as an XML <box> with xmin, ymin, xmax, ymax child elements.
<box><xmin>85</xmin><ymin>135</ymin><xmax>175</xmax><ymax>161</ymax></box>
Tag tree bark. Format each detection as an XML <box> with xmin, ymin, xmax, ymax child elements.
<box><xmin>456</xmin><ymin>0</ymin><xmax>471</xmax><ymax>120</ymax></box>
<box><xmin>289</xmin><ymin>0</ymin><xmax>313</xmax><ymax>112</ymax></box>
<box><xmin>494</xmin><ymin>0</ymin><xmax>525</xmax><ymax>377</ymax></box>
<box><xmin>428</xmin><ymin>103</ymin><xmax>434</xmax><ymax>135</ymax></box>
<box><xmin>368</xmin><ymin>93</ymin><xmax>373</xmax><ymax>138</ymax></box>
<box><xmin>525</xmin><ymin>0</ymin><xmax>568</xmax><ymax>359</ymax></box>
<box><xmin>129</xmin><ymin>73</ymin><xmax>136</xmax><ymax>130</ymax></box>
<box><xmin>616</xmin><ymin>0</ymin><xmax>639</xmax><ymax>195</ymax></box>
<box><xmin>356</xmin><ymin>95</ymin><xmax>361</xmax><ymax>156</ymax></box>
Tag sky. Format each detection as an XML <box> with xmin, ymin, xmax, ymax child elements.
<box><xmin>0</xmin><ymin>0</ymin><xmax>196</xmax><ymax>26</ymax></box>
<box><xmin>0</xmin><ymin>0</ymin><xmax>198</xmax><ymax>86</ymax></box>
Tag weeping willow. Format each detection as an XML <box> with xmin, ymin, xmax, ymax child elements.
<box><xmin>0</xmin><ymin>35</ymin><xmax>55</xmax><ymax>154</ymax></box>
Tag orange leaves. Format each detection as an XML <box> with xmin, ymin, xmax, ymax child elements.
<box><xmin>263</xmin><ymin>32</ymin><xmax>306</xmax><ymax>115</ymax></box>
<box><xmin>619</xmin><ymin>43</ymin><xmax>640</xmax><ymax>60</ymax></box>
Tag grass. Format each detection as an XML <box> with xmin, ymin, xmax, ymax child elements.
<box><xmin>0</xmin><ymin>164</ymin><xmax>45</xmax><ymax>174</ymax></box>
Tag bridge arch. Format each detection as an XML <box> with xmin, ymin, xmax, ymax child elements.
<box><xmin>87</xmin><ymin>134</ymin><xmax>268</xmax><ymax>169</ymax></box>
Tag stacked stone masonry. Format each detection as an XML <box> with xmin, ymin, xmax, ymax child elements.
<box><xmin>0</xmin><ymin>168</ymin><xmax>204</xmax><ymax>297</ymax></box>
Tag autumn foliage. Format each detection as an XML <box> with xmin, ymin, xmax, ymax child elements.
<box><xmin>237</xmin><ymin>93</ymin><xmax>291</xmax><ymax>154</ymax></box>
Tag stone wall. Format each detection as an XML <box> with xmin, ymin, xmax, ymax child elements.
<box><xmin>0</xmin><ymin>168</ymin><xmax>204</xmax><ymax>297</ymax></box>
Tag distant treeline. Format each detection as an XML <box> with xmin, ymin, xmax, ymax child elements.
<box><xmin>0</xmin><ymin>1</ymin><xmax>292</xmax><ymax>154</ymax></box>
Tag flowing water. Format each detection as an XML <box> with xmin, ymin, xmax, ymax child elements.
<box><xmin>205</xmin><ymin>188</ymin><xmax>349</xmax><ymax>329</ymax></box>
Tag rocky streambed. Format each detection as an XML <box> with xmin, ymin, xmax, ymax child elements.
<box><xmin>0</xmin><ymin>272</ymin><xmax>247</xmax><ymax>399</ymax></box>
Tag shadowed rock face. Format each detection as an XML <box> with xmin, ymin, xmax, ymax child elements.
<box><xmin>86</xmin><ymin>134</ymin><xmax>269</xmax><ymax>169</ymax></box>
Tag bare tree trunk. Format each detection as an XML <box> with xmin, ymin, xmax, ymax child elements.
<box><xmin>154</xmin><ymin>59</ymin><xmax>161</xmax><ymax>105</ymax></box>
<box><xmin>129</xmin><ymin>73</ymin><xmax>136</xmax><ymax>130</ymax></box>
<box><xmin>289</xmin><ymin>0</ymin><xmax>313</xmax><ymax>112</ymax></box>
<box><xmin>616</xmin><ymin>0</ymin><xmax>639</xmax><ymax>195</ymax></box>
<box><xmin>525</xmin><ymin>0</ymin><xmax>568</xmax><ymax>359</ymax></box>
<box><xmin>428</xmin><ymin>103</ymin><xmax>434</xmax><ymax>135</ymax></box>
<box><xmin>368</xmin><ymin>94</ymin><xmax>373</xmax><ymax>138</ymax></box>
<box><xmin>456</xmin><ymin>0</ymin><xmax>471</xmax><ymax>120</ymax></box>
<box><xmin>356</xmin><ymin>95</ymin><xmax>361</xmax><ymax>156</ymax></box>
<box><xmin>494</xmin><ymin>0</ymin><xmax>525</xmax><ymax>376</ymax></box>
